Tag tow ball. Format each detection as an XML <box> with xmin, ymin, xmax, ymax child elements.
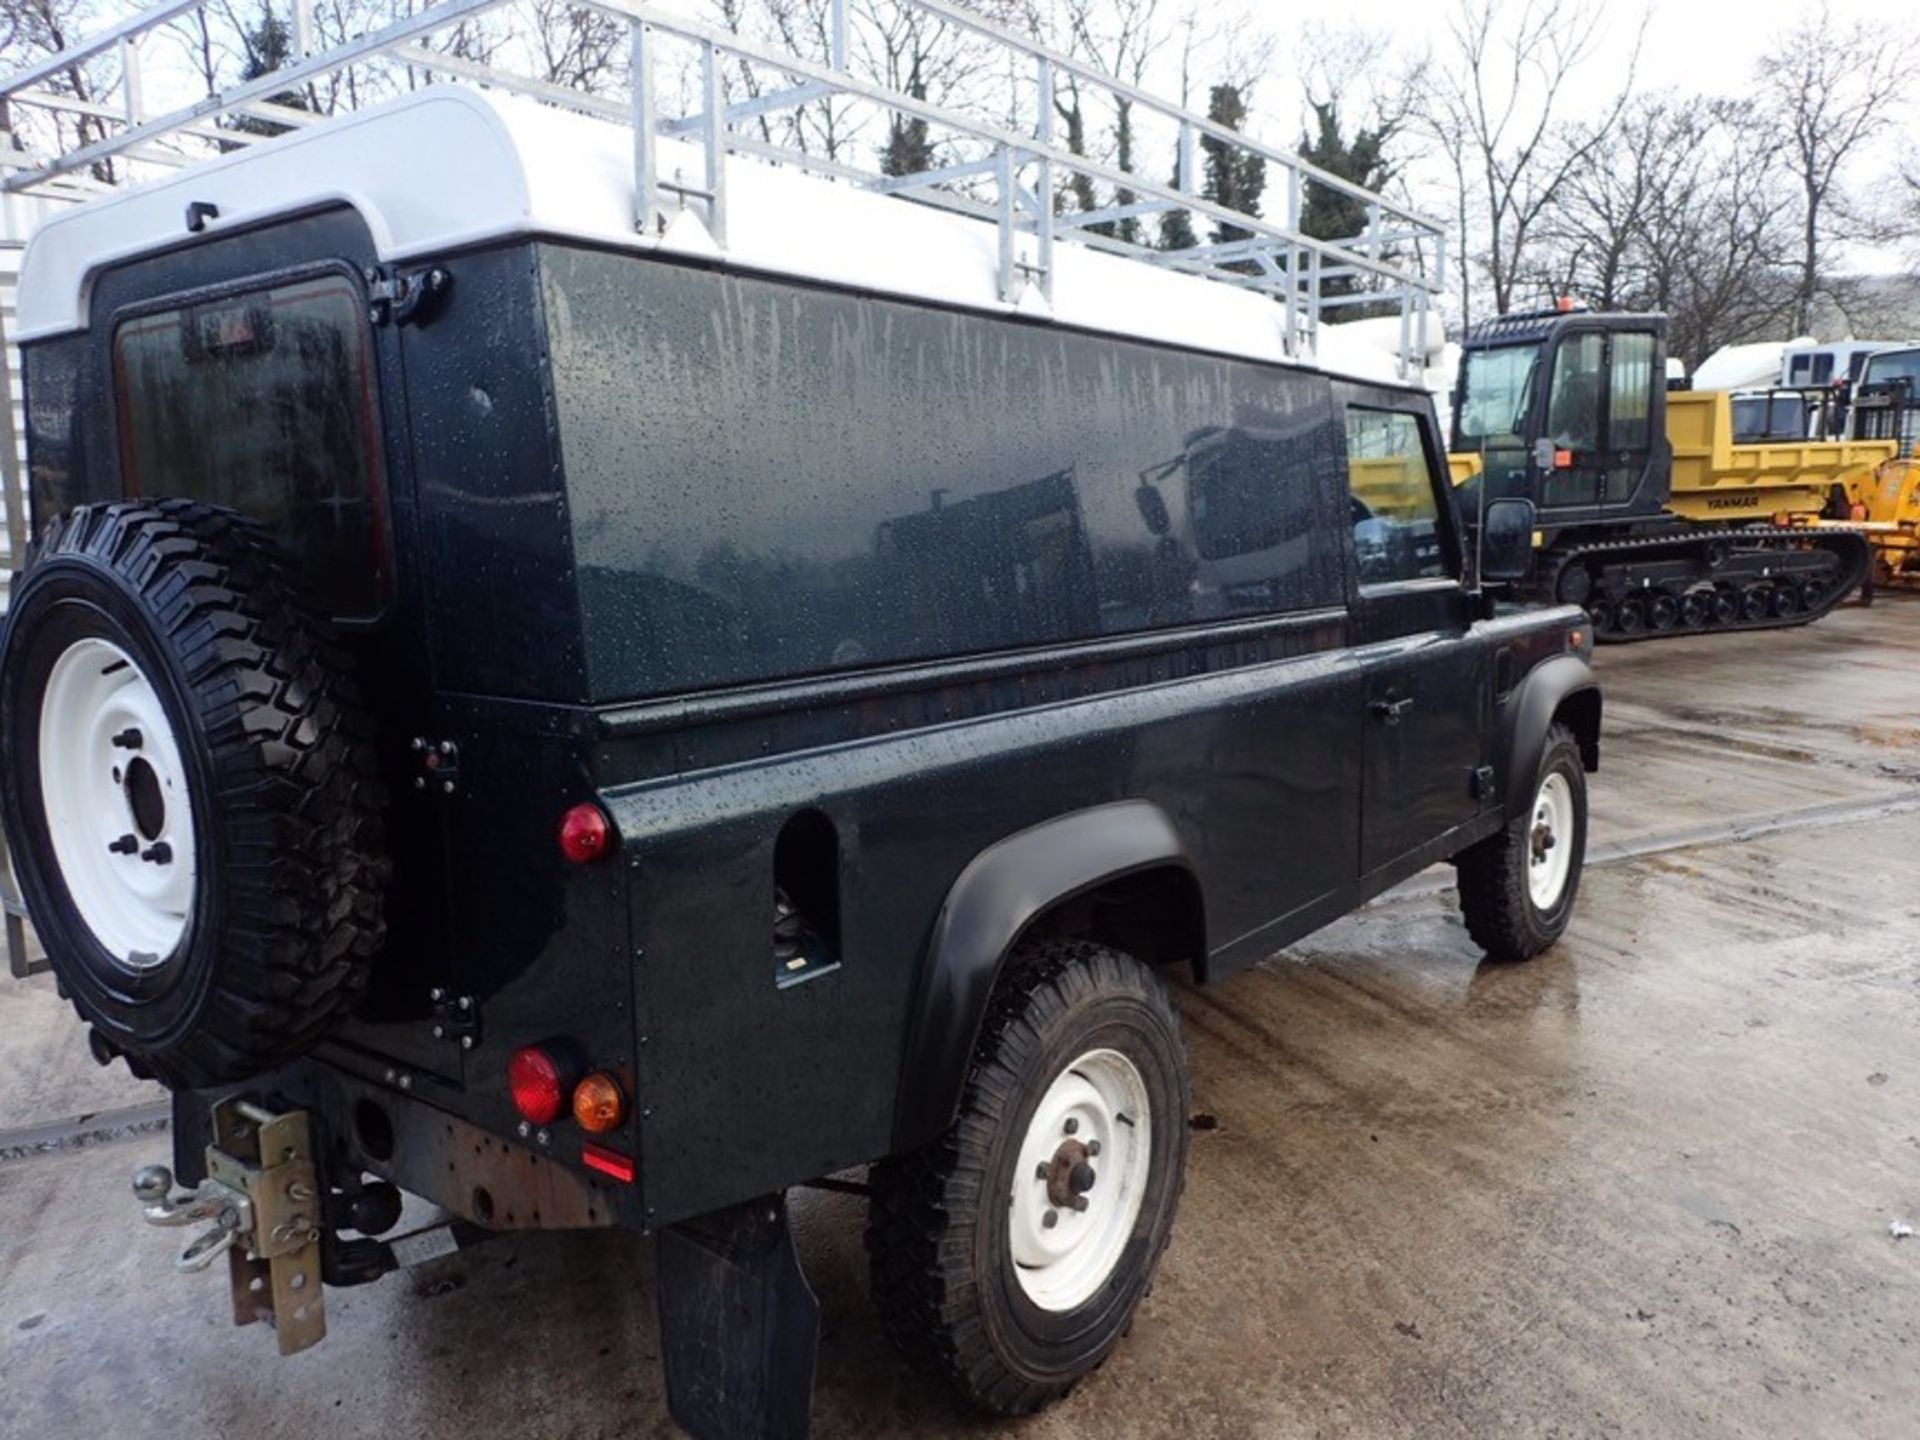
<box><xmin>131</xmin><ymin>1098</ymin><xmax>328</xmax><ymax>1355</ymax></box>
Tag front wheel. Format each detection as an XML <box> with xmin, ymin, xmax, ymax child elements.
<box><xmin>1456</xmin><ymin>724</ymin><xmax>1588</xmax><ymax>962</ymax></box>
<box><xmin>867</xmin><ymin>940</ymin><xmax>1190</xmax><ymax>1415</ymax></box>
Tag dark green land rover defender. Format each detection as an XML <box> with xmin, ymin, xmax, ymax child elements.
<box><xmin>0</xmin><ymin>76</ymin><xmax>1597</xmax><ymax>1440</ymax></box>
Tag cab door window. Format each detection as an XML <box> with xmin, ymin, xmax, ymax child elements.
<box><xmin>1604</xmin><ymin>331</ymin><xmax>1657</xmax><ymax>502</ymax></box>
<box><xmin>1543</xmin><ymin>331</ymin><xmax>1605</xmax><ymax>507</ymax></box>
<box><xmin>1343</xmin><ymin>407</ymin><xmax>1450</xmax><ymax>586</ymax></box>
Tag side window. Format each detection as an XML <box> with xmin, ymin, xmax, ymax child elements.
<box><xmin>1604</xmin><ymin>331</ymin><xmax>1658</xmax><ymax>503</ymax></box>
<box><xmin>1344</xmin><ymin>407</ymin><xmax>1449</xmax><ymax>586</ymax></box>
<box><xmin>1545</xmin><ymin>331</ymin><xmax>1605</xmax><ymax>453</ymax></box>
<box><xmin>1607</xmin><ymin>333</ymin><xmax>1656</xmax><ymax>451</ymax></box>
<box><xmin>113</xmin><ymin>274</ymin><xmax>388</xmax><ymax>617</ymax></box>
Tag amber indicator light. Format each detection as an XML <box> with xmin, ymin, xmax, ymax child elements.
<box><xmin>573</xmin><ymin>1072</ymin><xmax>627</xmax><ymax>1134</ymax></box>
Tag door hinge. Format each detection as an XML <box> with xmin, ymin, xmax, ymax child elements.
<box><xmin>429</xmin><ymin>987</ymin><xmax>481</xmax><ymax>1052</ymax></box>
<box><xmin>367</xmin><ymin>265</ymin><xmax>451</xmax><ymax>327</ymax></box>
<box><xmin>1471</xmin><ymin>765</ymin><xmax>1496</xmax><ymax>799</ymax></box>
<box><xmin>410</xmin><ymin>736</ymin><xmax>460</xmax><ymax>795</ymax></box>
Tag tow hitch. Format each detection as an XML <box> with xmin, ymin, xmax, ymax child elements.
<box><xmin>132</xmin><ymin>1097</ymin><xmax>327</xmax><ymax>1355</ymax></box>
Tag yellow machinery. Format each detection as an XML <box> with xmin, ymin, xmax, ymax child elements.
<box><xmin>1350</xmin><ymin>454</ymin><xmax>1434</xmax><ymax>519</ymax></box>
<box><xmin>1817</xmin><ymin>377</ymin><xmax>1920</xmax><ymax>588</ymax></box>
<box><xmin>1663</xmin><ymin>391</ymin><xmax>1893</xmax><ymax>523</ymax></box>
<box><xmin>1448</xmin><ymin>307</ymin><xmax>1879</xmax><ymax>640</ymax></box>
<box><xmin>1839</xmin><ymin>457</ymin><xmax>1920</xmax><ymax>588</ymax></box>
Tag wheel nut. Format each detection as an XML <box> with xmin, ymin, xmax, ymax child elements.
<box><xmin>1072</xmin><ymin>1196</ymin><xmax>1089</xmax><ymax>1212</ymax></box>
<box><xmin>1063</xmin><ymin>1118</ymin><xmax>1079</xmax><ymax>1136</ymax></box>
<box><xmin>1035</xmin><ymin>1163</ymin><xmax>1050</xmax><ymax>1180</ymax></box>
<box><xmin>1086</xmin><ymin>1139</ymin><xmax>1101</xmax><ymax>1157</ymax></box>
<box><xmin>111</xmin><ymin>728</ymin><xmax>142</xmax><ymax>750</ymax></box>
<box><xmin>108</xmin><ymin>833</ymin><xmax>138</xmax><ymax>855</ymax></box>
<box><xmin>1042</xmin><ymin>1209</ymin><xmax>1058</xmax><ymax>1229</ymax></box>
<box><xmin>139</xmin><ymin>843</ymin><xmax>172</xmax><ymax>865</ymax></box>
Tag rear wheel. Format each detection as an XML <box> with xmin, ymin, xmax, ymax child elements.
<box><xmin>868</xmin><ymin>940</ymin><xmax>1190</xmax><ymax>1415</ymax></box>
<box><xmin>1456</xmin><ymin>725</ymin><xmax>1587</xmax><ymax>963</ymax></box>
<box><xmin>0</xmin><ymin>501</ymin><xmax>388</xmax><ymax>1087</ymax></box>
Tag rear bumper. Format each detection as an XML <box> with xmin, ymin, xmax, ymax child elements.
<box><xmin>171</xmin><ymin>1061</ymin><xmax>639</xmax><ymax>1235</ymax></box>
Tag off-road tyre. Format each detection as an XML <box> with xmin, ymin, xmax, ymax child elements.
<box><xmin>867</xmin><ymin>940</ymin><xmax>1190</xmax><ymax>1415</ymax></box>
<box><xmin>1456</xmin><ymin>723</ymin><xmax>1586</xmax><ymax>963</ymax></box>
<box><xmin>0</xmin><ymin>501</ymin><xmax>388</xmax><ymax>1087</ymax></box>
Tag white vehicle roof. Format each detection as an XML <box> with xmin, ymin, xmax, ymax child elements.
<box><xmin>17</xmin><ymin>86</ymin><xmax>1438</xmax><ymax>391</ymax></box>
<box><xmin>1693</xmin><ymin>340</ymin><xmax>1793</xmax><ymax>393</ymax></box>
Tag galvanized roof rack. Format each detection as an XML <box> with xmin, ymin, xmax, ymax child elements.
<box><xmin>0</xmin><ymin>0</ymin><xmax>1445</xmax><ymax>375</ymax></box>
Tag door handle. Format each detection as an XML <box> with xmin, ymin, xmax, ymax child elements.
<box><xmin>1370</xmin><ymin>696</ymin><xmax>1414</xmax><ymax>725</ymax></box>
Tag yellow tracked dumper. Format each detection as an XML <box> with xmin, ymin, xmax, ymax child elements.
<box><xmin>1449</xmin><ymin>309</ymin><xmax>1878</xmax><ymax>641</ymax></box>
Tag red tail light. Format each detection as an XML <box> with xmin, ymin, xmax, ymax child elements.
<box><xmin>507</xmin><ymin>1045</ymin><xmax>565</xmax><ymax>1125</ymax></box>
<box><xmin>558</xmin><ymin>801</ymin><xmax>614</xmax><ymax>864</ymax></box>
<box><xmin>582</xmin><ymin>1143</ymin><xmax>636</xmax><ymax>1184</ymax></box>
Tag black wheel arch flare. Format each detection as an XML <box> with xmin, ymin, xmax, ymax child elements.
<box><xmin>889</xmin><ymin>800</ymin><xmax>1204</xmax><ymax>1153</ymax></box>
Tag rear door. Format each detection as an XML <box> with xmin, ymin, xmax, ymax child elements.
<box><xmin>97</xmin><ymin>215</ymin><xmax>463</xmax><ymax>1083</ymax></box>
<box><xmin>1340</xmin><ymin>398</ymin><xmax>1489</xmax><ymax>876</ymax></box>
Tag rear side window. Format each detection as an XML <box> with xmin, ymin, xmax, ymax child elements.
<box><xmin>1344</xmin><ymin>407</ymin><xmax>1448</xmax><ymax>586</ymax></box>
<box><xmin>543</xmin><ymin>248</ymin><xmax>1349</xmax><ymax>699</ymax></box>
<box><xmin>112</xmin><ymin>275</ymin><xmax>388</xmax><ymax>616</ymax></box>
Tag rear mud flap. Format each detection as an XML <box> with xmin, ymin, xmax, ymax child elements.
<box><xmin>656</xmin><ymin>1194</ymin><xmax>819</xmax><ymax>1440</ymax></box>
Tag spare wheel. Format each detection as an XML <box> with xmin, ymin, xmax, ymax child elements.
<box><xmin>0</xmin><ymin>501</ymin><xmax>388</xmax><ymax>1088</ymax></box>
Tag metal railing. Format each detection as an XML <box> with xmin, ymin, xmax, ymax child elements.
<box><xmin>0</xmin><ymin>0</ymin><xmax>1445</xmax><ymax>372</ymax></box>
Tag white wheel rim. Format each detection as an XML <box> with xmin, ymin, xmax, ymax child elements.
<box><xmin>38</xmin><ymin>637</ymin><xmax>197</xmax><ymax>967</ymax></box>
<box><xmin>1527</xmin><ymin>771</ymin><xmax>1575</xmax><ymax>911</ymax></box>
<box><xmin>1008</xmin><ymin>1048</ymin><xmax>1152</xmax><ymax>1312</ymax></box>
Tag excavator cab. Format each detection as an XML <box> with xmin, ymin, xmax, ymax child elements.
<box><xmin>1451</xmin><ymin>311</ymin><xmax>1672</xmax><ymax>531</ymax></box>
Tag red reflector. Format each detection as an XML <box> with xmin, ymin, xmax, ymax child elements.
<box><xmin>508</xmin><ymin>1046</ymin><xmax>565</xmax><ymax>1126</ymax></box>
<box><xmin>581</xmin><ymin>1143</ymin><xmax>636</xmax><ymax>1184</ymax></box>
<box><xmin>558</xmin><ymin>802</ymin><xmax>614</xmax><ymax>864</ymax></box>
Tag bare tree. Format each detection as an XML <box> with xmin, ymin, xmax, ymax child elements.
<box><xmin>0</xmin><ymin>0</ymin><xmax>120</xmax><ymax>180</ymax></box>
<box><xmin>1757</xmin><ymin>2</ymin><xmax>1904</xmax><ymax>335</ymax></box>
<box><xmin>1526</xmin><ymin>95</ymin><xmax>1796</xmax><ymax>366</ymax></box>
<box><xmin>1047</xmin><ymin>0</ymin><xmax>1168</xmax><ymax>241</ymax></box>
<box><xmin>1421</xmin><ymin>0</ymin><xmax>1643</xmax><ymax>324</ymax></box>
<box><xmin>526</xmin><ymin>0</ymin><xmax>624</xmax><ymax>92</ymax></box>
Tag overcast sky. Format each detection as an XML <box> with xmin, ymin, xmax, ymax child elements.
<box><xmin>1323</xmin><ymin>0</ymin><xmax>1872</xmax><ymax>93</ymax></box>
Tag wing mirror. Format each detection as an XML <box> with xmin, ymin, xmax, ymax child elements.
<box><xmin>1479</xmin><ymin>497</ymin><xmax>1537</xmax><ymax>584</ymax></box>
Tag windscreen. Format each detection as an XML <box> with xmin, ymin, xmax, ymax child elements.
<box><xmin>1455</xmin><ymin>343</ymin><xmax>1539</xmax><ymax>448</ymax></box>
<box><xmin>1863</xmin><ymin>351</ymin><xmax>1920</xmax><ymax>388</ymax></box>
<box><xmin>113</xmin><ymin>274</ymin><xmax>389</xmax><ymax>616</ymax></box>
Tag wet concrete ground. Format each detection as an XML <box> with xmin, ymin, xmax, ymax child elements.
<box><xmin>5</xmin><ymin>598</ymin><xmax>1920</xmax><ymax>1438</ymax></box>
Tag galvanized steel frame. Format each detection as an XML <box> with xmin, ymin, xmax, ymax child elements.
<box><xmin>0</xmin><ymin>0</ymin><xmax>1444</xmax><ymax>373</ymax></box>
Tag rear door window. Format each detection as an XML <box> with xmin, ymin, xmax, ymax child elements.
<box><xmin>1343</xmin><ymin>407</ymin><xmax>1449</xmax><ymax>586</ymax></box>
<box><xmin>112</xmin><ymin>273</ymin><xmax>389</xmax><ymax>616</ymax></box>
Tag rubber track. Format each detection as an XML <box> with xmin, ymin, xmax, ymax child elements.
<box><xmin>1535</xmin><ymin>525</ymin><xmax>1872</xmax><ymax>644</ymax></box>
<box><xmin>21</xmin><ymin>501</ymin><xmax>389</xmax><ymax>1087</ymax></box>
